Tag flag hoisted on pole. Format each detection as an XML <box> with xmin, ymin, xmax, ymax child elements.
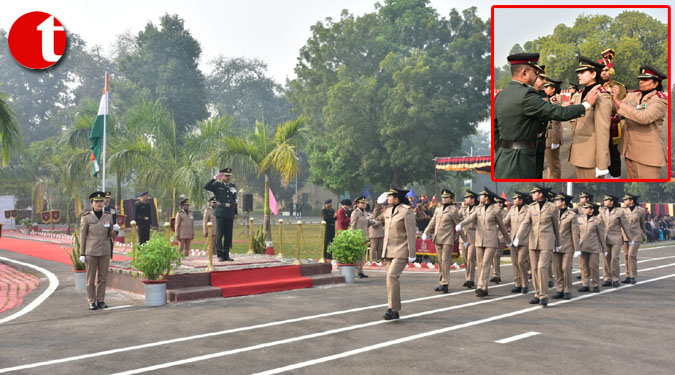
<box><xmin>89</xmin><ymin>73</ymin><xmax>109</xmax><ymax>190</ymax></box>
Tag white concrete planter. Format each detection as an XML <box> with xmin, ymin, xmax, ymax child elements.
<box><xmin>338</xmin><ymin>264</ymin><xmax>356</xmax><ymax>284</ymax></box>
<box><xmin>142</xmin><ymin>280</ymin><xmax>167</xmax><ymax>306</ymax></box>
<box><xmin>74</xmin><ymin>270</ymin><xmax>86</xmax><ymax>292</ymax></box>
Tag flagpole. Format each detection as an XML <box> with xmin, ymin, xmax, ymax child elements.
<box><xmin>102</xmin><ymin>72</ymin><xmax>108</xmax><ymax>191</ymax></box>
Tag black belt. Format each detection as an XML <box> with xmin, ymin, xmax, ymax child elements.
<box><xmin>499</xmin><ymin>140</ymin><xmax>536</xmax><ymax>150</ymax></box>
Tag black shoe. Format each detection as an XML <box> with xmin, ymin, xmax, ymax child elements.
<box><xmin>577</xmin><ymin>275</ymin><xmax>581</xmax><ymax>280</ymax></box>
<box><xmin>224</xmin><ymin>257</ymin><xmax>235</xmax><ymax>261</ymax></box>
<box><xmin>578</xmin><ymin>286</ymin><xmax>590</xmax><ymax>292</ymax></box>
<box><xmin>218</xmin><ymin>257</ymin><xmax>226</xmax><ymax>262</ymax></box>
<box><xmin>490</xmin><ymin>276</ymin><xmax>501</xmax><ymax>283</ymax></box>
<box><xmin>551</xmin><ymin>292</ymin><xmax>564</xmax><ymax>299</ymax></box>
<box><xmin>630</xmin><ymin>278</ymin><xmax>636</xmax><ymax>284</ymax></box>
<box><xmin>511</xmin><ymin>286</ymin><xmax>522</xmax><ymax>293</ymax></box>
<box><xmin>529</xmin><ymin>297</ymin><xmax>540</xmax><ymax>304</ymax></box>
<box><xmin>563</xmin><ymin>293</ymin><xmax>572</xmax><ymax>300</ymax></box>
<box><xmin>621</xmin><ymin>278</ymin><xmax>631</xmax><ymax>284</ymax></box>
<box><xmin>97</xmin><ymin>301</ymin><xmax>108</xmax><ymax>309</ymax></box>
<box><xmin>528</xmin><ymin>274</ymin><xmax>532</xmax><ymax>280</ymax></box>
<box><xmin>548</xmin><ymin>281</ymin><xmax>554</xmax><ymax>288</ymax></box>
<box><xmin>434</xmin><ymin>285</ymin><xmax>443</xmax><ymax>292</ymax></box>
<box><xmin>466</xmin><ymin>281</ymin><xmax>475</xmax><ymax>289</ymax></box>
<box><xmin>521</xmin><ymin>287</ymin><xmax>528</xmax><ymax>294</ymax></box>
<box><xmin>475</xmin><ymin>288</ymin><xmax>485</xmax><ymax>297</ymax></box>
<box><xmin>593</xmin><ymin>287</ymin><xmax>600</xmax><ymax>293</ymax></box>
<box><xmin>462</xmin><ymin>281</ymin><xmax>469</xmax><ymax>287</ymax></box>
<box><xmin>601</xmin><ymin>281</ymin><xmax>612</xmax><ymax>287</ymax></box>
<box><xmin>383</xmin><ymin>309</ymin><xmax>399</xmax><ymax>320</ymax></box>
<box><xmin>357</xmin><ymin>272</ymin><xmax>368</xmax><ymax>278</ymax></box>
<box><xmin>540</xmin><ymin>299</ymin><xmax>548</xmax><ymax>307</ymax></box>
<box><xmin>441</xmin><ymin>285</ymin><xmax>449</xmax><ymax>294</ymax></box>
<box><xmin>89</xmin><ymin>302</ymin><xmax>98</xmax><ymax>310</ymax></box>
<box><xmin>612</xmin><ymin>281</ymin><xmax>620</xmax><ymax>287</ymax></box>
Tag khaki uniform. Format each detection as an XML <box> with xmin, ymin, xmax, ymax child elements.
<box><xmin>578</xmin><ymin>215</ymin><xmax>607</xmax><ymax>288</ymax></box>
<box><xmin>503</xmin><ymin>205</ymin><xmax>530</xmax><ymax>289</ymax></box>
<box><xmin>203</xmin><ymin>206</ymin><xmax>217</xmax><ymax>255</ymax></box>
<box><xmin>458</xmin><ymin>205</ymin><xmax>477</xmax><ymax>284</ymax></box>
<box><xmin>492</xmin><ymin>209</ymin><xmax>508</xmax><ymax>280</ymax></box>
<box><xmin>175</xmin><ymin>209</ymin><xmax>194</xmax><ymax>256</ymax></box>
<box><xmin>369</xmin><ymin>206</ymin><xmax>385</xmax><ymax>261</ymax></box>
<box><xmin>616</xmin><ymin>90</ymin><xmax>668</xmax><ymax>178</ymax></box>
<box><xmin>373</xmin><ymin>203</ymin><xmax>416</xmax><ymax>312</ymax></box>
<box><xmin>553</xmin><ymin>209</ymin><xmax>579</xmax><ymax>293</ymax></box>
<box><xmin>568</xmin><ymin>85</ymin><xmax>613</xmax><ymax>178</ymax></box>
<box><xmin>622</xmin><ymin>206</ymin><xmax>647</xmax><ymax>279</ymax></box>
<box><xmin>459</xmin><ymin>204</ymin><xmax>509</xmax><ymax>292</ymax></box>
<box><xmin>349</xmin><ymin>207</ymin><xmax>370</xmax><ymax>274</ymax></box>
<box><xmin>515</xmin><ymin>201</ymin><xmax>560</xmax><ymax>301</ymax></box>
<box><xmin>600</xmin><ymin>207</ymin><xmax>632</xmax><ymax>282</ymax></box>
<box><xmin>545</xmin><ymin>94</ymin><xmax>563</xmax><ymax>179</ymax></box>
<box><xmin>424</xmin><ymin>204</ymin><xmax>465</xmax><ymax>286</ymax></box>
<box><xmin>80</xmin><ymin>211</ymin><xmax>117</xmax><ymax>304</ymax></box>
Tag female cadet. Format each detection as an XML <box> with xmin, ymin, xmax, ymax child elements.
<box><xmin>577</xmin><ymin>203</ymin><xmax>606</xmax><ymax>293</ymax></box>
<box><xmin>552</xmin><ymin>193</ymin><xmax>578</xmax><ymax>300</ymax></box>
<box><xmin>175</xmin><ymin>198</ymin><xmax>195</xmax><ymax>257</ymax></box>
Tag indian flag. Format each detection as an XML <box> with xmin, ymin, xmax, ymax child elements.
<box><xmin>89</xmin><ymin>73</ymin><xmax>109</xmax><ymax>176</ymax></box>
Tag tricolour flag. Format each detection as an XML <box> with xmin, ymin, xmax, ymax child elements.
<box><xmin>89</xmin><ymin>74</ymin><xmax>109</xmax><ymax>176</ymax></box>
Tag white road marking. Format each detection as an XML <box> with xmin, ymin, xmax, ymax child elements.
<box><xmin>1</xmin><ymin>252</ymin><xmax>672</xmax><ymax>374</ymax></box>
<box><xmin>105</xmin><ymin>305</ymin><xmax>133</xmax><ymax>311</ymax></box>
<box><xmin>0</xmin><ymin>256</ymin><xmax>59</xmax><ymax>325</ymax></box>
<box><xmin>495</xmin><ymin>331</ymin><xmax>540</xmax><ymax>344</ymax></box>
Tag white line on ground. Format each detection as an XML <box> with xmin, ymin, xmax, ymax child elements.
<box><xmin>495</xmin><ymin>331</ymin><xmax>540</xmax><ymax>344</ymax></box>
<box><xmin>105</xmin><ymin>305</ymin><xmax>132</xmax><ymax>311</ymax></box>
<box><xmin>0</xmin><ymin>256</ymin><xmax>59</xmax><ymax>325</ymax></box>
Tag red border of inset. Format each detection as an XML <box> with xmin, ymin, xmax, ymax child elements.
<box><xmin>491</xmin><ymin>5</ymin><xmax>671</xmax><ymax>182</ymax></box>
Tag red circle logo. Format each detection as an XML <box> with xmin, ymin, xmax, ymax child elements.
<box><xmin>8</xmin><ymin>11</ymin><xmax>67</xmax><ymax>69</ymax></box>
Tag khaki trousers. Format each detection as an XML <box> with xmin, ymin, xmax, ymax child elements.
<box><xmin>86</xmin><ymin>255</ymin><xmax>110</xmax><ymax>303</ymax></box>
<box><xmin>529</xmin><ymin>248</ymin><xmax>552</xmax><ymax>300</ymax></box>
<box><xmin>622</xmin><ymin>240</ymin><xmax>641</xmax><ymax>278</ymax></box>
<box><xmin>580</xmin><ymin>252</ymin><xmax>600</xmax><ymax>288</ymax></box>
<box><xmin>545</xmin><ymin>147</ymin><xmax>561</xmax><ymax>179</ymax></box>
<box><xmin>370</xmin><ymin>237</ymin><xmax>383</xmax><ymax>261</ymax></box>
<box><xmin>602</xmin><ymin>243</ymin><xmax>622</xmax><ymax>281</ymax></box>
<box><xmin>178</xmin><ymin>238</ymin><xmax>192</xmax><ymax>257</ymax></box>
<box><xmin>459</xmin><ymin>230</ymin><xmax>476</xmax><ymax>282</ymax></box>
<box><xmin>476</xmin><ymin>246</ymin><xmax>496</xmax><ymax>291</ymax></box>
<box><xmin>437</xmin><ymin>243</ymin><xmax>453</xmax><ymax>286</ymax></box>
<box><xmin>552</xmin><ymin>251</ymin><xmax>574</xmax><ymax>293</ymax></box>
<box><xmin>510</xmin><ymin>245</ymin><xmax>530</xmax><ymax>288</ymax></box>
<box><xmin>492</xmin><ymin>244</ymin><xmax>504</xmax><ymax>278</ymax></box>
<box><xmin>575</xmin><ymin>166</ymin><xmax>595</xmax><ymax>179</ymax></box>
<box><xmin>626</xmin><ymin>158</ymin><xmax>661</xmax><ymax>179</ymax></box>
<box><xmin>385</xmin><ymin>257</ymin><xmax>409</xmax><ymax>312</ymax></box>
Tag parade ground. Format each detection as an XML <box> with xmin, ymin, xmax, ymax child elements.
<box><xmin>1</xmin><ymin>240</ymin><xmax>675</xmax><ymax>374</ymax></box>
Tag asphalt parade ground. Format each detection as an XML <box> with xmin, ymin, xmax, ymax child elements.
<box><xmin>1</xmin><ymin>242</ymin><xmax>674</xmax><ymax>374</ymax></box>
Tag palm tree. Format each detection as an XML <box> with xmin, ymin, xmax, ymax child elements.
<box><xmin>213</xmin><ymin>117</ymin><xmax>306</xmax><ymax>246</ymax></box>
<box><xmin>0</xmin><ymin>91</ymin><xmax>22</xmax><ymax>166</ymax></box>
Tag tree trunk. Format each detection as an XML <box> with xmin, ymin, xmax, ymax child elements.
<box><xmin>263</xmin><ymin>172</ymin><xmax>273</xmax><ymax>245</ymax></box>
<box><xmin>171</xmin><ymin>186</ymin><xmax>176</xmax><ymax>220</ymax></box>
<box><xmin>65</xmin><ymin>200</ymin><xmax>71</xmax><ymax>235</ymax></box>
<box><xmin>115</xmin><ymin>167</ymin><xmax>122</xmax><ymax>213</ymax></box>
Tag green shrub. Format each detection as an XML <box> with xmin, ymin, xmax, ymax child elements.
<box><xmin>131</xmin><ymin>234</ymin><xmax>184</xmax><ymax>280</ymax></box>
<box><xmin>327</xmin><ymin>229</ymin><xmax>367</xmax><ymax>265</ymax></box>
<box><xmin>252</xmin><ymin>226</ymin><xmax>266</xmax><ymax>254</ymax></box>
<box><xmin>66</xmin><ymin>229</ymin><xmax>86</xmax><ymax>271</ymax></box>
<box><xmin>20</xmin><ymin>218</ymin><xmax>32</xmax><ymax>228</ymax></box>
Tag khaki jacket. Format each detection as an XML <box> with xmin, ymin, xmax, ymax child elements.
<box><xmin>175</xmin><ymin>209</ymin><xmax>194</xmax><ymax>240</ymax></box>
<box><xmin>369</xmin><ymin>209</ymin><xmax>384</xmax><ymax>239</ymax></box>
<box><xmin>516</xmin><ymin>201</ymin><xmax>561</xmax><ymax>250</ymax></box>
<box><xmin>558</xmin><ymin>208</ymin><xmax>579</xmax><ymax>253</ymax></box>
<box><xmin>423</xmin><ymin>204</ymin><xmax>465</xmax><ymax>245</ymax></box>
<box><xmin>616</xmin><ymin>90</ymin><xmax>668</xmax><ymax>167</ymax></box>
<box><xmin>546</xmin><ymin>94</ymin><xmax>563</xmax><ymax>147</ymax></box>
<box><xmin>578</xmin><ymin>215</ymin><xmax>607</xmax><ymax>253</ymax></box>
<box><xmin>203</xmin><ymin>206</ymin><xmax>216</xmax><ymax>237</ymax></box>
<box><xmin>459</xmin><ymin>204</ymin><xmax>509</xmax><ymax>248</ymax></box>
<box><xmin>373</xmin><ymin>204</ymin><xmax>416</xmax><ymax>259</ymax></box>
<box><xmin>622</xmin><ymin>206</ymin><xmax>646</xmax><ymax>242</ymax></box>
<box><xmin>459</xmin><ymin>205</ymin><xmax>477</xmax><ymax>242</ymax></box>
<box><xmin>503</xmin><ymin>204</ymin><xmax>529</xmax><ymax>242</ymax></box>
<box><xmin>568</xmin><ymin>84</ymin><xmax>612</xmax><ymax>169</ymax></box>
<box><xmin>497</xmin><ymin>209</ymin><xmax>508</xmax><ymax>243</ymax></box>
<box><xmin>349</xmin><ymin>207</ymin><xmax>370</xmax><ymax>237</ymax></box>
<box><xmin>80</xmin><ymin>211</ymin><xmax>116</xmax><ymax>257</ymax></box>
<box><xmin>600</xmin><ymin>207</ymin><xmax>632</xmax><ymax>245</ymax></box>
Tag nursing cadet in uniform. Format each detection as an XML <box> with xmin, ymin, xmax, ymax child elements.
<box><xmin>611</xmin><ymin>65</ymin><xmax>668</xmax><ymax>179</ymax></box>
<box><xmin>622</xmin><ymin>194</ymin><xmax>646</xmax><ymax>284</ymax></box>
<box><xmin>134</xmin><ymin>191</ymin><xmax>152</xmax><ymax>245</ymax></box>
<box><xmin>457</xmin><ymin>187</ymin><xmax>510</xmax><ymax>298</ymax></box>
<box><xmin>491</xmin><ymin>196</ymin><xmax>508</xmax><ymax>284</ymax></box>
<box><xmin>458</xmin><ymin>190</ymin><xmax>478</xmax><ymax>288</ymax></box>
<box><xmin>599</xmin><ymin>49</ymin><xmax>626</xmax><ymax>179</ymax></box>
<box><xmin>80</xmin><ymin>191</ymin><xmax>120</xmax><ymax>310</ymax></box>
<box><xmin>577</xmin><ymin>202</ymin><xmax>606</xmax><ymax>293</ymax></box>
<box><xmin>514</xmin><ymin>185</ymin><xmax>560</xmax><ymax>307</ymax></box>
<box><xmin>372</xmin><ymin>186</ymin><xmax>417</xmax><ymax>320</ymax></box>
<box><xmin>503</xmin><ymin>191</ymin><xmax>531</xmax><ymax>294</ymax></box>
<box><xmin>600</xmin><ymin>194</ymin><xmax>633</xmax><ymax>287</ymax></box>
<box><xmin>543</xmin><ymin>79</ymin><xmax>563</xmax><ymax>179</ymax></box>
<box><xmin>571</xmin><ymin>192</ymin><xmax>594</xmax><ymax>280</ymax></box>
<box><xmin>204</xmin><ymin>168</ymin><xmax>238</xmax><ymax>262</ymax></box>
<box><xmin>493</xmin><ymin>53</ymin><xmax>594</xmax><ymax>179</ymax></box>
<box><xmin>321</xmin><ymin>199</ymin><xmax>337</xmax><ymax>260</ymax></box>
<box><xmin>423</xmin><ymin>189</ymin><xmax>465</xmax><ymax>293</ymax></box>
<box><xmin>534</xmin><ymin>65</ymin><xmax>549</xmax><ymax>178</ymax></box>
<box><xmin>203</xmin><ymin>197</ymin><xmax>217</xmax><ymax>256</ymax></box>
<box><xmin>552</xmin><ymin>193</ymin><xmax>578</xmax><ymax>300</ymax></box>
<box><xmin>175</xmin><ymin>199</ymin><xmax>195</xmax><ymax>257</ymax></box>
<box><xmin>368</xmin><ymin>202</ymin><xmax>384</xmax><ymax>262</ymax></box>
<box><xmin>568</xmin><ymin>56</ymin><xmax>613</xmax><ymax>178</ymax></box>
<box><xmin>104</xmin><ymin>191</ymin><xmax>117</xmax><ymax>257</ymax></box>
<box><xmin>349</xmin><ymin>196</ymin><xmax>370</xmax><ymax>279</ymax></box>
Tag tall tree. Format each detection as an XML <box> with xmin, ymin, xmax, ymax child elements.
<box><xmin>0</xmin><ymin>90</ymin><xmax>21</xmax><ymax>166</ymax></box>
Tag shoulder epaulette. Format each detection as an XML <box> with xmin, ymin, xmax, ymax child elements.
<box><xmin>656</xmin><ymin>91</ymin><xmax>666</xmax><ymax>99</ymax></box>
<box><xmin>597</xmin><ymin>86</ymin><xmax>610</xmax><ymax>94</ymax></box>
<box><xmin>82</xmin><ymin>211</ymin><xmax>92</xmax><ymax>217</ymax></box>
<box><xmin>631</xmin><ymin>89</ymin><xmax>640</xmax><ymax>93</ymax></box>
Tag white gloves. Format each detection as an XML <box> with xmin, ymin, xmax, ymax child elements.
<box><xmin>551</xmin><ymin>143</ymin><xmax>560</xmax><ymax>150</ymax></box>
<box><xmin>513</xmin><ymin>238</ymin><xmax>519</xmax><ymax>247</ymax></box>
<box><xmin>464</xmin><ymin>242</ymin><xmax>470</xmax><ymax>248</ymax></box>
<box><xmin>629</xmin><ymin>241</ymin><xmax>635</xmax><ymax>246</ymax></box>
<box><xmin>79</xmin><ymin>255</ymin><xmax>86</xmax><ymax>263</ymax></box>
<box><xmin>506</xmin><ymin>242</ymin><xmax>512</xmax><ymax>248</ymax></box>
<box><xmin>377</xmin><ymin>192</ymin><xmax>389</xmax><ymax>204</ymax></box>
<box><xmin>408</xmin><ymin>257</ymin><xmax>417</xmax><ymax>263</ymax></box>
<box><xmin>555</xmin><ymin>246</ymin><xmax>562</xmax><ymax>252</ymax></box>
<box><xmin>455</xmin><ymin>224</ymin><xmax>462</xmax><ymax>232</ymax></box>
<box><xmin>113</xmin><ymin>224</ymin><xmax>121</xmax><ymax>232</ymax></box>
<box><xmin>421</xmin><ymin>233</ymin><xmax>428</xmax><ymax>241</ymax></box>
<box><xmin>604</xmin><ymin>252</ymin><xmax>608</xmax><ymax>257</ymax></box>
<box><xmin>595</xmin><ymin>167</ymin><xmax>609</xmax><ymax>177</ymax></box>
<box><xmin>573</xmin><ymin>251</ymin><xmax>581</xmax><ymax>258</ymax></box>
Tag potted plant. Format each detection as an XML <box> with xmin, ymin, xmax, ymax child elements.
<box><xmin>327</xmin><ymin>229</ymin><xmax>368</xmax><ymax>283</ymax></box>
<box><xmin>130</xmin><ymin>233</ymin><xmax>184</xmax><ymax>306</ymax></box>
<box><xmin>20</xmin><ymin>218</ymin><xmax>32</xmax><ymax>235</ymax></box>
<box><xmin>65</xmin><ymin>230</ymin><xmax>86</xmax><ymax>292</ymax></box>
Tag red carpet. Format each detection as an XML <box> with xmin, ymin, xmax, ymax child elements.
<box><xmin>211</xmin><ymin>265</ymin><xmax>313</xmax><ymax>298</ymax></box>
<box><xmin>0</xmin><ymin>237</ymin><xmax>130</xmax><ymax>266</ymax></box>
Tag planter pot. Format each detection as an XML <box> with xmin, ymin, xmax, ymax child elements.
<box><xmin>74</xmin><ymin>270</ymin><xmax>86</xmax><ymax>292</ymax></box>
<box><xmin>338</xmin><ymin>264</ymin><xmax>356</xmax><ymax>284</ymax></box>
<box><xmin>142</xmin><ymin>280</ymin><xmax>168</xmax><ymax>306</ymax></box>
<box><xmin>21</xmin><ymin>228</ymin><xmax>31</xmax><ymax>235</ymax></box>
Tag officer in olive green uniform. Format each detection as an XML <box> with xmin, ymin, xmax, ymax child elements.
<box><xmin>104</xmin><ymin>191</ymin><xmax>117</xmax><ymax>257</ymax></box>
<box><xmin>321</xmin><ymin>199</ymin><xmax>336</xmax><ymax>260</ymax></box>
<box><xmin>204</xmin><ymin>168</ymin><xmax>238</xmax><ymax>261</ymax></box>
<box><xmin>599</xmin><ymin>49</ymin><xmax>626</xmax><ymax>178</ymax></box>
<box><xmin>494</xmin><ymin>53</ymin><xmax>593</xmax><ymax>179</ymax></box>
<box><xmin>534</xmin><ymin>65</ymin><xmax>549</xmax><ymax>178</ymax></box>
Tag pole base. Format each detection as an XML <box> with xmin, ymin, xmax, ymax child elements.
<box><xmin>265</xmin><ymin>246</ymin><xmax>275</xmax><ymax>255</ymax></box>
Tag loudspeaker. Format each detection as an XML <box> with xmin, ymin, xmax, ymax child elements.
<box><xmin>243</xmin><ymin>194</ymin><xmax>253</xmax><ymax>212</ymax></box>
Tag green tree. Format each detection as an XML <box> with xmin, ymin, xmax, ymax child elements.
<box><xmin>0</xmin><ymin>90</ymin><xmax>21</xmax><ymax>166</ymax></box>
